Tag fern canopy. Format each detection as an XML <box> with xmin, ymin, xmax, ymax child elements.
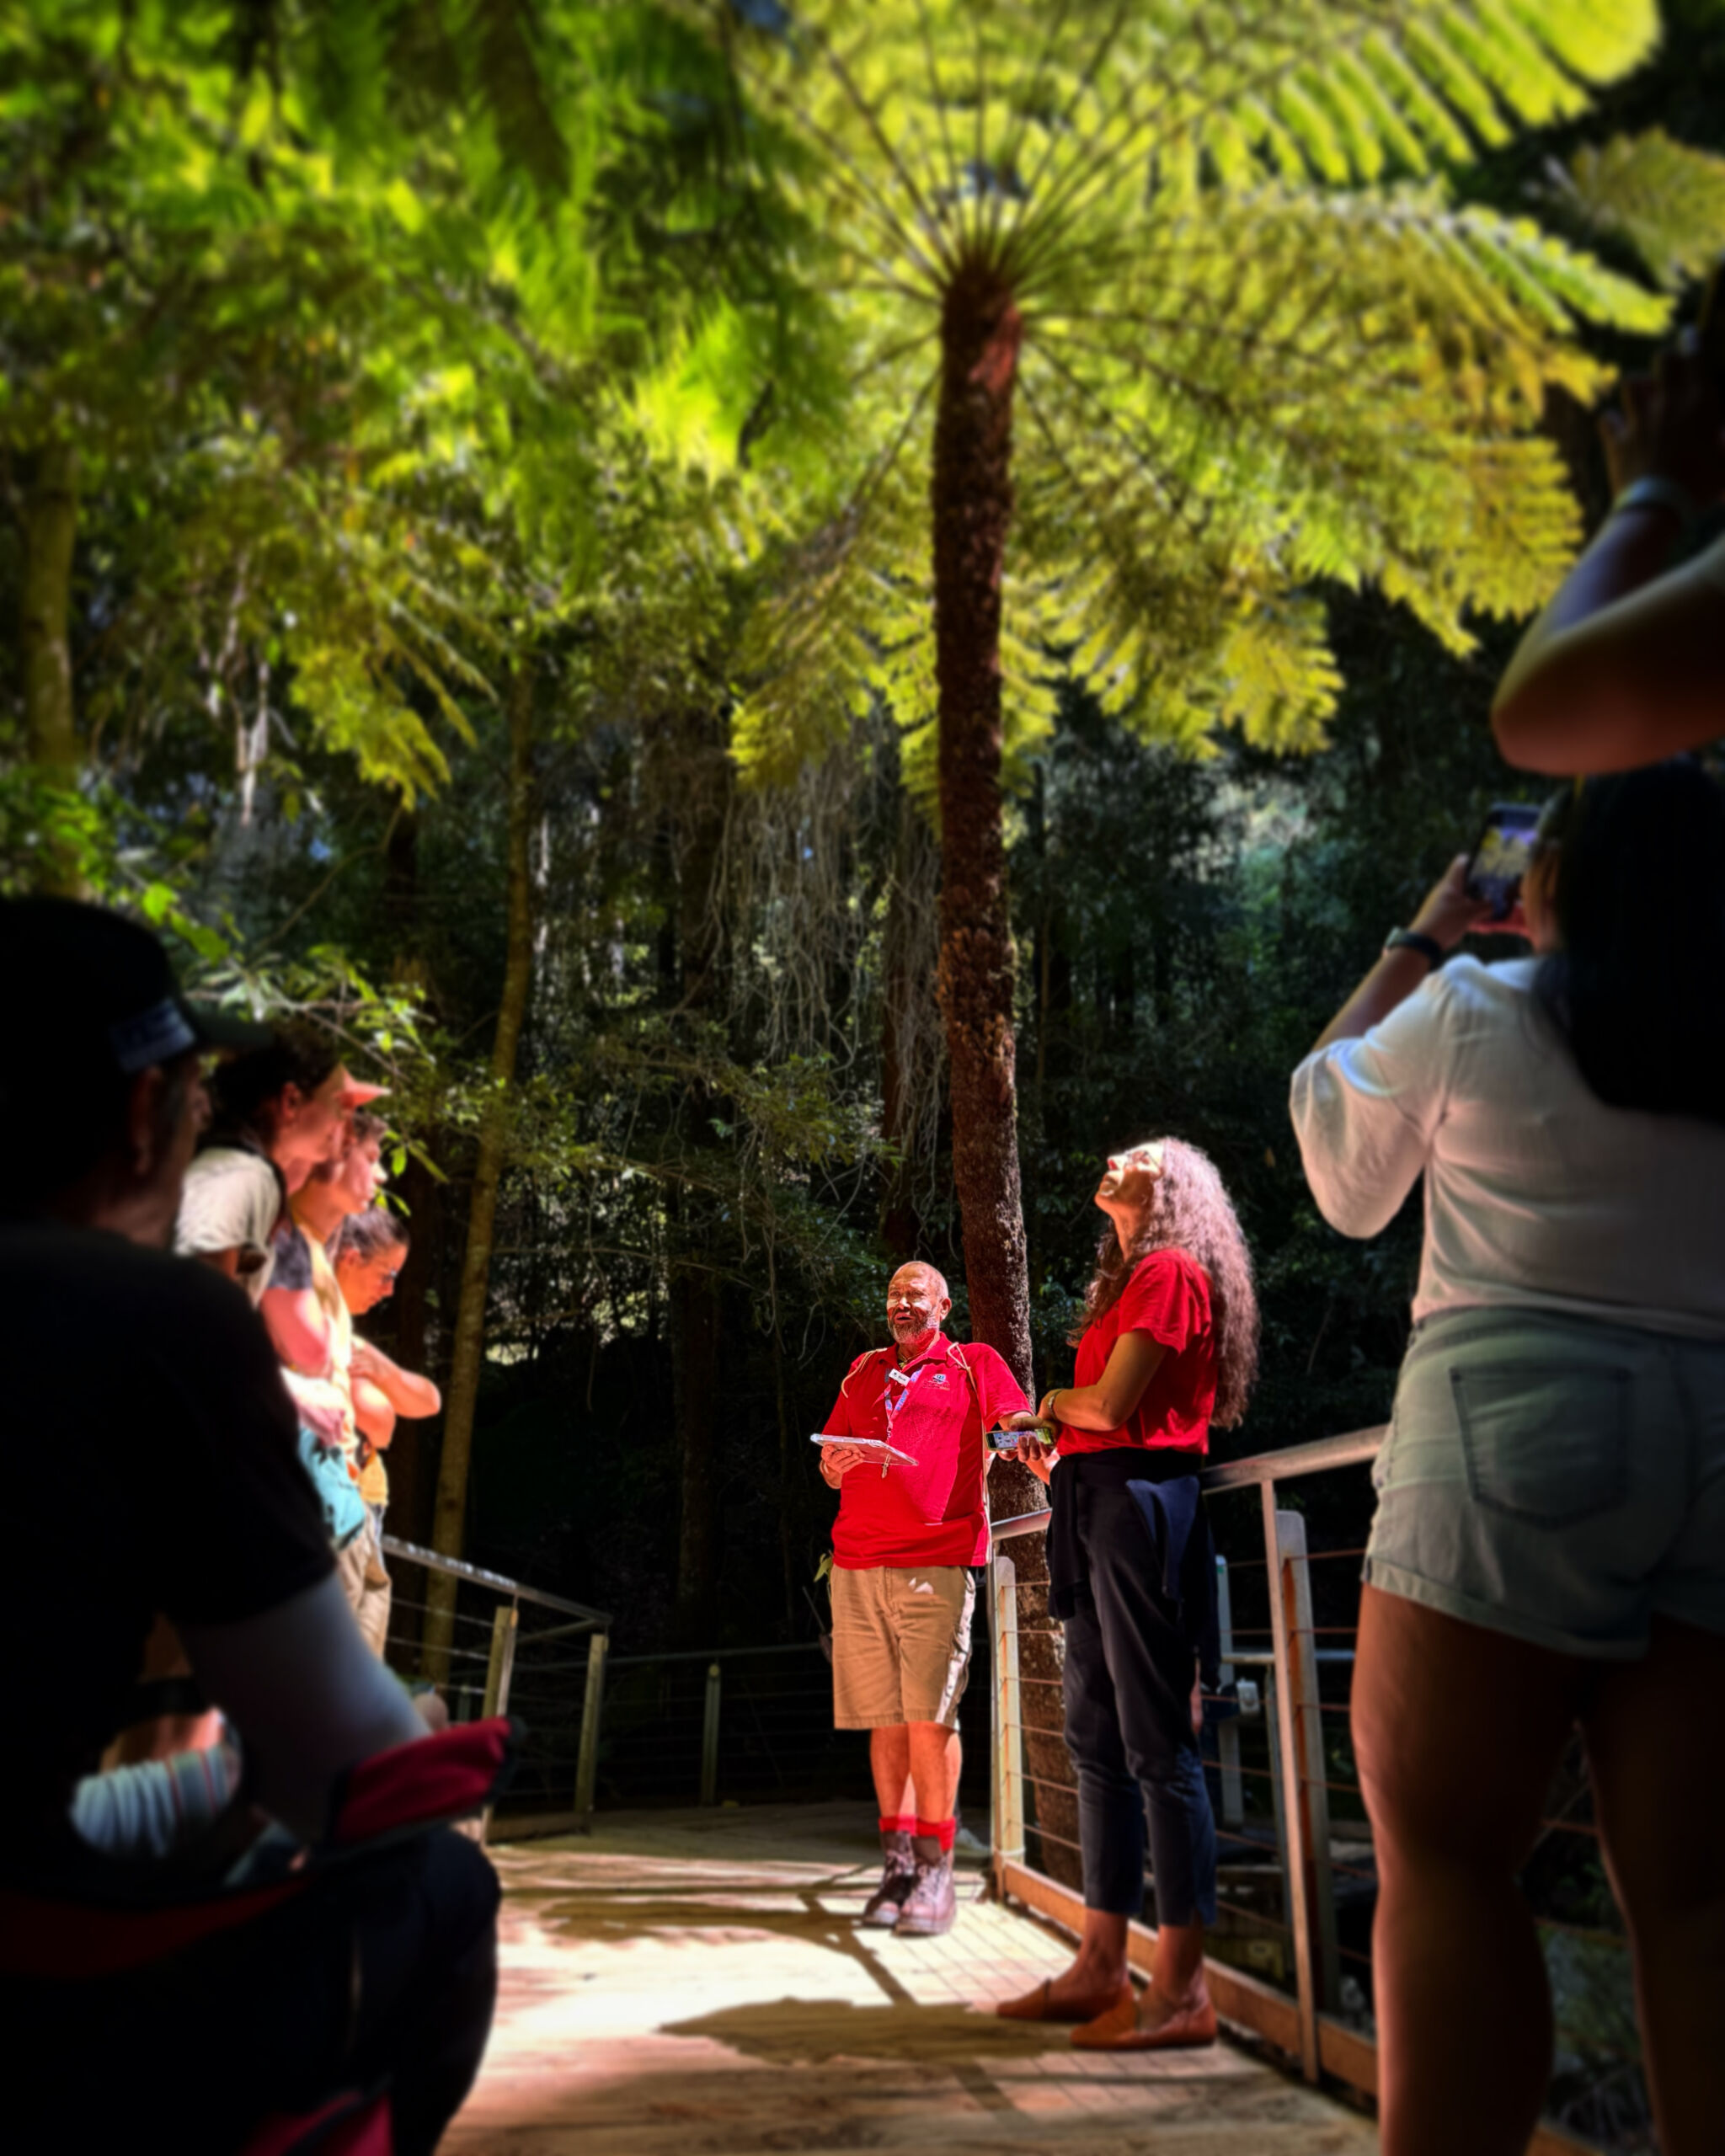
<box><xmin>713</xmin><ymin>0</ymin><xmax>1682</xmax><ymax>781</ymax></box>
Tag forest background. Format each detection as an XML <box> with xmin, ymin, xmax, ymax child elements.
<box><xmin>7</xmin><ymin>0</ymin><xmax>1725</xmax><ymax>1654</ymax></box>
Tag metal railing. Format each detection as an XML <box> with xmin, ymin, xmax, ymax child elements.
<box><xmin>596</xmin><ymin>1641</ymin><xmax>862</xmax><ymax>1810</ymax></box>
<box><xmin>377</xmin><ymin>1537</ymin><xmax>610</xmax><ymax>1835</ymax></box>
<box><xmin>988</xmin><ymin>1430</ymin><xmax>1634</xmax><ymax>2156</ymax></box>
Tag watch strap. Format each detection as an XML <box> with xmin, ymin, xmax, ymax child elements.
<box><xmin>1611</xmin><ymin>474</ymin><xmax>1696</xmax><ymax>526</ymax></box>
<box><xmin>1384</xmin><ymin>928</ymin><xmax>1444</xmax><ymax>968</ymax></box>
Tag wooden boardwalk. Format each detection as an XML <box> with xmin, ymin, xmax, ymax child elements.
<box><xmin>447</xmin><ymin>1801</ymin><xmax>1377</xmax><ymax>2154</ymax></box>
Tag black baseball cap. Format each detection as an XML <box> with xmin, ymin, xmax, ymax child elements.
<box><xmin>0</xmin><ymin>896</ymin><xmax>275</xmax><ymax>1076</ymax></box>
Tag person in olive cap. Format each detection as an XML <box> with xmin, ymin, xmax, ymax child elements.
<box><xmin>0</xmin><ymin>898</ymin><xmax>499</xmax><ymax>2156</ymax></box>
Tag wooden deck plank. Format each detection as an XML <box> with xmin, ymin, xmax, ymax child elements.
<box><xmin>447</xmin><ymin>1802</ymin><xmax>1377</xmax><ymax>2153</ymax></box>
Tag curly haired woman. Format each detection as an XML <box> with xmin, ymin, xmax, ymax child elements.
<box><xmin>996</xmin><ymin>1139</ymin><xmax>1258</xmax><ymax>2049</ymax></box>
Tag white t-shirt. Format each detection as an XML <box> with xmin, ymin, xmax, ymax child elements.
<box><xmin>1289</xmin><ymin>955</ymin><xmax>1725</xmax><ymax>1339</ymax></box>
<box><xmin>174</xmin><ymin>1145</ymin><xmax>286</xmax><ymax>1308</ymax></box>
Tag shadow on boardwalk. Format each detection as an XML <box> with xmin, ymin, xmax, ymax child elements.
<box><xmin>446</xmin><ymin>1800</ymin><xmax>1377</xmax><ymax>2154</ymax></box>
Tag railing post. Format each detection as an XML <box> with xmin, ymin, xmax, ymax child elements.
<box><xmin>991</xmin><ymin>1552</ymin><xmax>1024</xmax><ymax>1887</ymax></box>
<box><xmin>1264</xmin><ymin>1491</ymin><xmax>1320</xmax><ymax>2084</ymax></box>
<box><xmin>481</xmin><ymin>1600</ymin><xmax>518</xmax><ymax>1720</ymax></box>
<box><xmin>1215</xmin><ymin>1553</ymin><xmax>1243</xmax><ymax>1828</ymax></box>
<box><xmin>574</xmin><ymin>1629</ymin><xmax>607</xmax><ymax>1817</ymax></box>
<box><xmin>1279</xmin><ymin>1511</ymin><xmax>1342</xmax><ymax>2018</ymax></box>
<box><xmin>699</xmin><ymin>1660</ymin><xmax>722</xmax><ymax>1806</ymax></box>
<box><xmin>478</xmin><ymin>1598</ymin><xmax>519</xmax><ymax>1846</ymax></box>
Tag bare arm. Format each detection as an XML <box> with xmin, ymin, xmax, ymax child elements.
<box><xmin>349</xmin><ymin>1338</ymin><xmax>441</xmax><ymax>1418</ymax></box>
<box><xmin>1043</xmin><ymin>1331</ymin><xmax>1167</xmax><ymax>1433</ymax></box>
<box><xmin>181</xmin><ymin>1572</ymin><xmax>423</xmax><ymax>1842</ymax></box>
<box><xmin>1312</xmin><ymin>857</ymin><xmax>1498</xmax><ymax>1052</ymax></box>
<box><xmin>1492</xmin><ymin>343</ymin><xmax>1725</xmax><ymax>774</ymax></box>
<box><xmin>262</xmin><ymin>1284</ymin><xmax>332</xmax><ymax>1377</ymax></box>
<box><xmin>352</xmin><ymin>1375</ymin><xmax>398</xmax><ymax>1451</ymax></box>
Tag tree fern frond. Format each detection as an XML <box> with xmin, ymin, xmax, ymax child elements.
<box><xmin>1559</xmin><ymin>127</ymin><xmax>1725</xmax><ymax>288</ymax></box>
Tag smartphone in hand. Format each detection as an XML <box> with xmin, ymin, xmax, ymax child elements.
<box><xmin>1466</xmin><ymin>803</ymin><xmax>1541</xmax><ymax>922</ymax></box>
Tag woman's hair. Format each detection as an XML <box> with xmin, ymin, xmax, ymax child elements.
<box><xmin>206</xmin><ymin>1022</ymin><xmax>339</xmax><ymax>1140</ymax></box>
<box><xmin>1534</xmin><ymin>759</ymin><xmax>1725</xmax><ymax>1128</ymax></box>
<box><xmin>1072</xmin><ymin>1137</ymin><xmax>1260</xmax><ymax>1428</ymax></box>
<box><xmin>332</xmin><ymin>1203</ymin><xmax>409</xmax><ymax>1263</ymax></box>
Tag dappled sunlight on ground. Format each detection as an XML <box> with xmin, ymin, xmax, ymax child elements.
<box><xmin>446</xmin><ymin>1801</ymin><xmax>1376</xmax><ymax>2153</ymax></box>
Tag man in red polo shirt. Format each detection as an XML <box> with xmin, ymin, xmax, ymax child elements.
<box><xmin>820</xmin><ymin>1261</ymin><xmax>1036</xmax><ymax>1935</ymax></box>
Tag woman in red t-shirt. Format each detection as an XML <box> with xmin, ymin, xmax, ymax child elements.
<box><xmin>998</xmin><ymin>1139</ymin><xmax>1258</xmax><ymax>2050</ymax></box>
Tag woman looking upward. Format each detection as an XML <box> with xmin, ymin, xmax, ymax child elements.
<box><xmin>997</xmin><ymin>1139</ymin><xmax>1258</xmax><ymax>2050</ymax></box>
<box><xmin>1291</xmin><ymin>761</ymin><xmax>1725</xmax><ymax>2155</ymax></box>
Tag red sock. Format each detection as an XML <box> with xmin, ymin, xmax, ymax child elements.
<box><xmin>880</xmin><ymin>1813</ymin><xmax>916</xmax><ymax>1836</ymax></box>
<box><xmin>916</xmin><ymin>1816</ymin><xmax>956</xmax><ymax>1853</ymax></box>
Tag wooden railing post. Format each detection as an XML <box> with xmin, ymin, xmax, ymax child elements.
<box><xmin>699</xmin><ymin>1661</ymin><xmax>722</xmax><ymax>1806</ymax></box>
<box><xmin>1279</xmin><ymin>1510</ymin><xmax>1342</xmax><ymax>2019</ymax></box>
<box><xmin>574</xmin><ymin>1630</ymin><xmax>608</xmax><ymax>1817</ymax></box>
<box><xmin>991</xmin><ymin>1551</ymin><xmax>1024</xmax><ymax>1887</ymax></box>
<box><xmin>1265</xmin><ymin>1492</ymin><xmax>1320</xmax><ymax>2084</ymax></box>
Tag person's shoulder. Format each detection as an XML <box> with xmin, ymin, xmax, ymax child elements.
<box><xmin>954</xmin><ymin>1338</ymin><xmax>1013</xmax><ymax>1377</ymax></box>
<box><xmin>1132</xmin><ymin>1246</ymin><xmax>1204</xmax><ymax>1289</ymax></box>
<box><xmin>183</xmin><ymin>1143</ymin><xmax>270</xmax><ymax>1179</ymax></box>
<box><xmin>845</xmin><ymin>1346</ymin><xmax>886</xmax><ymax>1376</ymax></box>
<box><xmin>1427</xmin><ymin>952</ymin><xmax>1542</xmax><ymax>1032</ymax></box>
<box><xmin>0</xmin><ymin>1225</ymin><xmax>249</xmax><ymax>1327</ymax></box>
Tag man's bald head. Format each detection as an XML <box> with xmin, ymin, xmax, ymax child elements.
<box><xmin>886</xmin><ymin>1262</ymin><xmax>951</xmax><ymax>1354</ymax></box>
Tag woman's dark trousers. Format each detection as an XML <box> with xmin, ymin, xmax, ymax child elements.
<box><xmin>1061</xmin><ymin>1476</ymin><xmax>1218</xmax><ymax>1924</ymax></box>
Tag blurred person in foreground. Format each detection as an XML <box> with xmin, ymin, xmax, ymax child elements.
<box><xmin>996</xmin><ymin>1141</ymin><xmax>1258</xmax><ymax>2051</ymax></box>
<box><xmin>335</xmin><ymin>1203</ymin><xmax>440</xmax><ymax>1657</ymax></box>
<box><xmin>820</xmin><ymin>1262</ymin><xmax>1038</xmax><ymax>1935</ymax></box>
<box><xmin>1492</xmin><ymin>329</ymin><xmax>1725</xmax><ymax>773</ymax></box>
<box><xmin>0</xmin><ymin>897</ymin><xmax>498</xmax><ymax>2155</ymax></box>
<box><xmin>1290</xmin><ymin>765</ymin><xmax>1725</xmax><ymax>2156</ymax></box>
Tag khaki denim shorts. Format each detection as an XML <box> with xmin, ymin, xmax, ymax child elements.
<box><xmin>1365</xmin><ymin>1307</ymin><xmax>1725</xmax><ymax>1660</ymax></box>
<box><xmin>830</xmin><ymin>1564</ymin><xmax>975</xmax><ymax>1728</ymax></box>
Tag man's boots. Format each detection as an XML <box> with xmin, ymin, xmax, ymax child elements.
<box><xmin>894</xmin><ymin>1843</ymin><xmax>957</xmax><ymax>1937</ymax></box>
<box><xmin>860</xmin><ymin>1829</ymin><xmax>917</xmax><ymax>1927</ymax></box>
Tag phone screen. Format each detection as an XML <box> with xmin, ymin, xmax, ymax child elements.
<box><xmin>1466</xmin><ymin>803</ymin><xmax>1541</xmax><ymax>921</ymax></box>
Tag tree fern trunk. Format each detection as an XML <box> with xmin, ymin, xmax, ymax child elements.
<box><xmin>932</xmin><ymin>267</ymin><xmax>1033</xmax><ymax>1406</ymax></box>
<box><xmin>933</xmin><ymin>269</ymin><xmax>1076</xmax><ymax>1883</ymax></box>
<box><xmin>422</xmin><ymin>664</ymin><xmax>535</xmax><ymax>1679</ymax></box>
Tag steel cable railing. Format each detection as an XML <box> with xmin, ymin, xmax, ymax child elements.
<box><xmin>987</xmin><ymin>1432</ymin><xmax>1643</xmax><ymax>2156</ymax></box>
<box><xmin>377</xmin><ymin>1539</ymin><xmax>609</xmax><ymax>1834</ymax></box>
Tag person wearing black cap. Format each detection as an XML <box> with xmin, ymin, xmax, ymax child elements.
<box><xmin>0</xmin><ymin>898</ymin><xmax>499</xmax><ymax>2156</ymax></box>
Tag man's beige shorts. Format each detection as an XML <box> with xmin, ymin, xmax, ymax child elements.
<box><xmin>830</xmin><ymin>1564</ymin><xmax>975</xmax><ymax>1729</ymax></box>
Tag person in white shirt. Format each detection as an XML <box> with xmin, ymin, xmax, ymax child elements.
<box><xmin>1290</xmin><ymin>761</ymin><xmax>1725</xmax><ymax>2156</ymax></box>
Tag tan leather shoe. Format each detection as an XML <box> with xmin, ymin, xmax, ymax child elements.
<box><xmin>996</xmin><ymin>1975</ymin><xmax>1135</xmax><ymax>2022</ymax></box>
<box><xmin>1071</xmin><ymin>1992</ymin><xmax>1218</xmax><ymax>2050</ymax></box>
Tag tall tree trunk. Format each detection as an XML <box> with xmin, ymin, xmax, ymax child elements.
<box><xmin>423</xmin><ymin>668</ymin><xmax>535</xmax><ymax>1677</ymax></box>
<box><xmin>388</xmin><ymin>1147</ymin><xmax>440</xmax><ymax>1549</ymax></box>
<box><xmin>668</xmin><ymin>709</ymin><xmax>733</xmax><ymax>1634</ymax></box>
<box><xmin>932</xmin><ymin>266</ymin><xmax>1033</xmax><ymax>1406</ymax></box>
<box><xmin>880</xmin><ymin>794</ymin><xmax>939</xmax><ymax>1261</ymax></box>
<box><xmin>670</xmin><ymin>1242</ymin><xmax>720</xmax><ymax>1633</ymax></box>
<box><xmin>932</xmin><ymin>272</ymin><xmax>1076</xmax><ymax>1887</ymax></box>
<box><xmin>380</xmin><ymin>809</ymin><xmax>441</xmax><ymax>1548</ymax></box>
<box><xmin>23</xmin><ymin>441</ymin><xmax>81</xmax><ymax>891</ymax></box>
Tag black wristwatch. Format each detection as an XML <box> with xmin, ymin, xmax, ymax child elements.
<box><xmin>1384</xmin><ymin>928</ymin><xmax>1444</xmax><ymax>969</ymax></box>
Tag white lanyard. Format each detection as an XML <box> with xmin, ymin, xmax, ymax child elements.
<box><xmin>883</xmin><ymin>1362</ymin><xmax>920</xmax><ymax>1474</ymax></box>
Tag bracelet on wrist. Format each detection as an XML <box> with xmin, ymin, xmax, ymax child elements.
<box><xmin>1610</xmin><ymin>474</ymin><xmax>1696</xmax><ymax>528</ymax></box>
<box><xmin>1384</xmin><ymin>927</ymin><xmax>1444</xmax><ymax>969</ymax></box>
